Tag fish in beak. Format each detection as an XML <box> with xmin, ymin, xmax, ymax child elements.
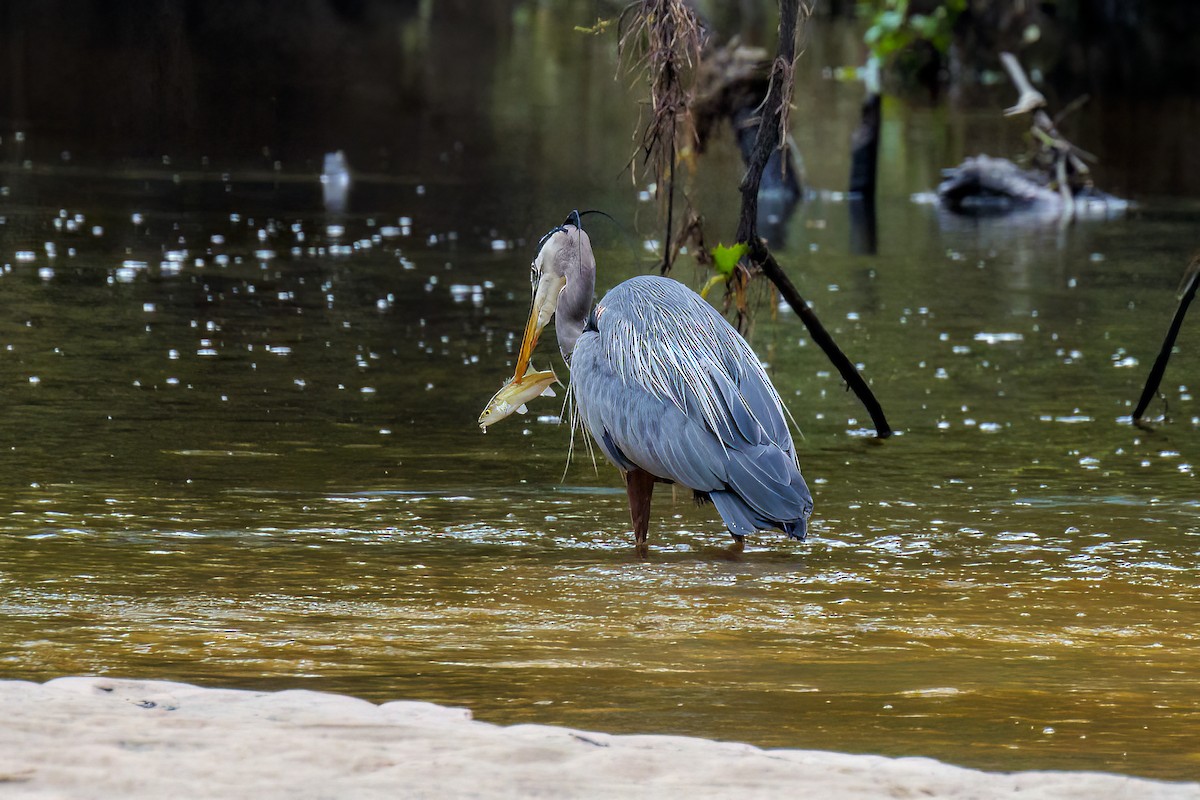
<box><xmin>478</xmin><ymin>364</ymin><xmax>560</xmax><ymax>430</ymax></box>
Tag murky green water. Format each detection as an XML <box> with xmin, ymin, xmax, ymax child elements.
<box><xmin>1</xmin><ymin>4</ymin><xmax>1198</xmax><ymax>783</ymax></box>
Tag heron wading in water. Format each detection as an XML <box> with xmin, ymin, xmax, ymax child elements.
<box><xmin>512</xmin><ymin>212</ymin><xmax>814</xmax><ymax>554</ymax></box>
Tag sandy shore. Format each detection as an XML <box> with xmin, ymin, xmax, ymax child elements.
<box><xmin>0</xmin><ymin>677</ymin><xmax>1195</xmax><ymax>799</ymax></box>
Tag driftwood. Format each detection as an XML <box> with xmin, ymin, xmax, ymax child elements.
<box><xmin>735</xmin><ymin>0</ymin><xmax>892</xmax><ymax>439</ymax></box>
<box><xmin>1133</xmin><ymin>256</ymin><xmax>1200</xmax><ymax>425</ymax></box>
<box><xmin>936</xmin><ymin>52</ymin><xmax>1123</xmax><ymax>223</ymax></box>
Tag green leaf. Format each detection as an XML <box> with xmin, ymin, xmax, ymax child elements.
<box><xmin>710</xmin><ymin>242</ymin><xmax>748</xmax><ymax>276</ymax></box>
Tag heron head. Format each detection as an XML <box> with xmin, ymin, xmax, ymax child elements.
<box><xmin>513</xmin><ymin>215</ymin><xmax>596</xmax><ymax>378</ymax></box>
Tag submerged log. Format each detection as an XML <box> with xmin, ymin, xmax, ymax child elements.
<box><xmin>934</xmin><ymin>53</ymin><xmax>1126</xmax><ymax>222</ymax></box>
<box><xmin>936</xmin><ymin>154</ymin><xmax>1127</xmax><ymax>219</ymax></box>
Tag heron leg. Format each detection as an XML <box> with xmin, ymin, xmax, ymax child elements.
<box><xmin>624</xmin><ymin>468</ymin><xmax>655</xmax><ymax>556</ymax></box>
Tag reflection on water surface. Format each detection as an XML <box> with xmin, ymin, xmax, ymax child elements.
<box><xmin>0</xmin><ymin>3</ymin><xmax>1198</xmax><ymax>784</ymax></box>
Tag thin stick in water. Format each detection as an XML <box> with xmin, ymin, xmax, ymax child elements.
<box><xmin>1133</xmin><ymin>255</ymin><xmax>1200</xmax><ymax>422</ymax></box>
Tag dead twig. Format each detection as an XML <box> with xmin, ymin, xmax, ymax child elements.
<box><xmin>1133</xmin><ymin>254</ymin><xmax>1200</xmax><ymax>425</ymax></box>
<box><xmin>1001</xmin><ymin>51</ymin><xmax>1098</xmax><ymax>214</ymax></box>
<box><xmin>1000</xmin><ymin>51</ymin><xmax>1045</xmax><ymax>116</ymax></box>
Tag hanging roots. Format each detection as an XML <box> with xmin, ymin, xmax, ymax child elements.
<box><xmin>618</xmin><ymin>0</ymin><xmax>706</xmax><ymax>272</ymax></box>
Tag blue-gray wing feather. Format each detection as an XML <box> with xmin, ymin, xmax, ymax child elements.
<box><xmin>568</xmin><ymin>275</ymin><xmax>812</xmax><ymax>536</ymax></box>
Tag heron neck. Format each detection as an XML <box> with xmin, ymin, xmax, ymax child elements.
<box><xmin>555</xmin><ymin>246</ymin><xmax>595</xmax><ymax>363</ymax></box>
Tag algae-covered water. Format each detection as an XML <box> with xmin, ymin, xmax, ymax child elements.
<box><xmin>0</xmin><ymin>3</ymin><xmax>1197</xmax><ymax>782</ymax></box>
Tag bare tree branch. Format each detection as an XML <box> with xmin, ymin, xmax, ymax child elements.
<box><xmin>735</xmin><ymin>0</ymin><xmax>893</xmax><ymax>439</ymax></box>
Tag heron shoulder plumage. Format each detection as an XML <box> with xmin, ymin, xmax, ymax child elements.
<box><xmin>584</xmin><ymin>275</ymin><xmax>792</xmax><ymax>451</ymax></box>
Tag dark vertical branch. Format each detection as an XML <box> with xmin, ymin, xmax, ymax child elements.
<box><xmin>734</xmin><ymin>0</ymin><xmax>799</xmax><ymax>246</ymax></box>
<box><xmin>735</xmin><ymin>0</ymin><xmax>893</xmax><ymax>439</ymax></box>
<box><xmin>848</xmin><ymin>92</ymin><xmax>881</xmax><ymax>198</ymax></box>
<box><xmin>661</xmin><ymin>117</ymin><xmax>676</xmax><ymax>275</ymax></box>
<box><xmin>848</xmin><ymin>87</ymin><xmax>881</xmax><ymax>255</ymax></box>
<box><xmin>1133</xmin><ymin>256</ymin><xmax>1200</xmax><ymax>423</ymax></box>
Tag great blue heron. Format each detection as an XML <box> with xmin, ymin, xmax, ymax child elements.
<box><xmin>513</xmin><ymin>212</ymin><xmax>813</xmax><ymax>553</ymax></box>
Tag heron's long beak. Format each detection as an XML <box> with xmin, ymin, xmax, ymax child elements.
<box><xmin>513</xmin><ymin>270</ymin><xmax>565</xmax><ymax>380</ymax></box>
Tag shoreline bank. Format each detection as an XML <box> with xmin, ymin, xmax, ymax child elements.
<box><xmin>0</xmin><ymin>677</ymin><xmax>1195</xmax><ymax>799</ymax></box>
